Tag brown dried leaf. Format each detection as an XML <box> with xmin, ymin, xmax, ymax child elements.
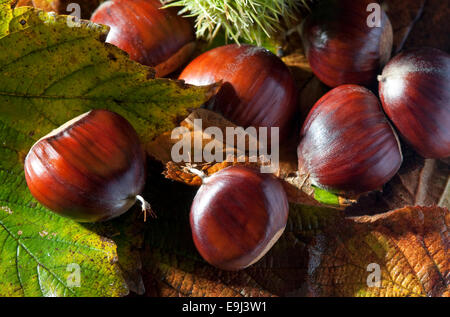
<box><xmin>384</xmin><ymin>0</ymin><xmax>450</xmax><ymax>53</ymax></box>
<box><xmin>151</xmin><ymin>108</ymin><xmax>331</xmax><ymax>208</ymax></box>
<box><xmin>147</xmin><ymin>108</ymin><xmax>241</xmax><ymax>164</ymax></box>
<box><xmin>308</xmin><ymin>205</ymin><xmax>449</xmax><ymax>297</ymax></box>
<box><xmin>383</xmin><ymin>0</ymin><xmax>427</xmax><ymax>53</ymax></box>
<box><xmin>140</xmin><ymin>164</ymin><xmax>449</xmax><ymax>297</ymax></box>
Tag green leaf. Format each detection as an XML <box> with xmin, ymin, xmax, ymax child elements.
<box><xmin>313</xmin><ymin>186</ymin><xmax>340</xmax><ymax>206</ymax></box>
<box><xmin>140</xmin><ymin>170</ymin><xmax>449</xmax><ymax>297</ymax></box>
<box><xmin>0</xmin><ymin>7</ymin><xmax>215</xmax><ymax>149</ymax></box>
<box><xmin>0</xmin><ymin>203</ymin><xmax>128</xmax><ymax>296</ymax></box>
<box><xmin>0</xmin><ymin>6</ymin><xmax>214</xmax><ymax>296</ymax></box>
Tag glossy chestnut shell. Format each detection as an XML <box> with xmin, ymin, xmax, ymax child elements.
<box><xmin>91</xmin><ymin>0</ymin><xmax>195</xmax><ymax>77</ymax></box>
<box><xmin>190</xmin><ymin>166</ymin><xmax>289</xmax><ymax>271</ymax></box>
<box><xmin>179</xmin><ymin>44</ymin><xmax>298</xmax><ymax>140</ymax></box>
<box><xmin>24</xmin><ymin>109</ymin><xmax>146</xmax><ymax>222</ymax></box>
<box><xmin>301</xmin><ymin>0</ymin><xmax>393</xmax><ymax>87</ymax></box>
<box><xmin>378</xmin><ymin>47</ymin><xmax>450</xmax><ymax>158</ymax></box>
<box><xmin>297</xmin><ymin>85</ymin><xmax>403</xmax><ymax>195</ymax></box>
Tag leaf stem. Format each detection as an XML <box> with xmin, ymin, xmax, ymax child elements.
<box><xmin>184</xmin><ymin>165</ymin><xmax>208</xmax><ymax>182</ymax></box>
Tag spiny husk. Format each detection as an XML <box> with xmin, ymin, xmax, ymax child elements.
<box><xmin>162</xmin><ymin>0</ymin><xmax>314</xmax><ymax>45</ymax></box>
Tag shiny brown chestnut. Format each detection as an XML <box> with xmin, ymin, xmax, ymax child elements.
<box><xmin>297</xmin><ymin>85</ymin><xmax>403</xmax><ymax>195</ymax></box>
<box><xmin>91</xmin><ymin>0</ymin><xmax>195</xmax><ymax>77</ymax></box>
<box><xmin>24</xmin><ymin>109</ymin><xmax>150</xmax><ymax>223</ymax></box>
<box><xmin>189</xmin><ymin>166</ymin><xmax>289</xmax><ymax>271</ymax></box>
<box><xmin>179</xmin><ymin>44</ymin><xmax>298</xmax><ymax>141</ymax></box>
<box><xmin>378</xmin><ymin>47</ymin><xmax>450</xmax><ymax>158</ymax></box>
<box><xmin>301</xmin><ymin>0</ymin><xmax>393</xmax><ymax>88</ymax></box>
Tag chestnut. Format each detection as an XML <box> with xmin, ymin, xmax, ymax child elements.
<box><xmin>24</xmin><ymin>109</ymin><xmax>150</xmax><ymax>223</ymax></box>
<box><xmin>179</xmin><ymin>44</ymin><xmax>298</xmax><ymax>140</ymax></box>
<box><xmin>378</xmin><ymin>47</ymin><xmax>450</xmax><ymax>159</ymax></box>
<box><xmin>91</xmin><ymin>0</ymin><xmax>195</xmax><ymax>77</ymax></box>
<box><xmin>301</xmin><ymin>0</ymin><xmax>393</xmax><ymax>87</ymax></box>
<box><xmin>189</xmin><ymin>166</ymin><xmax>289</xmax><ymax>271</ymax></box>
<box><xmin>297</xmin><ymin>85</ymin><xmax>403</xmax><ymax>195</ymax></box>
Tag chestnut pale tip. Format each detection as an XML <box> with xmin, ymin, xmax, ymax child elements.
<box><xmin>244</xmin><ymin>226</ymin><xmax>285</xmax><ymax>268</ymax></box>
<box><xmin>31</xmin><ymin>111</ymin><xmax>91</xmax><ymax>146</ymax></box>
<box><xmin>136</xmin><ymin>195</ymin><xmax>156</xmax><ymax>222</ymax></box>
